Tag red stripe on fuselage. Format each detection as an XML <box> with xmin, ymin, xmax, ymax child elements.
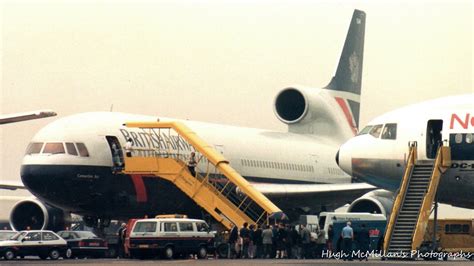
<box><xmin>131</xmin><ymin>174</ymin><xmax>148</xmax><ymax>203</ymax></box>
<box><xmin>335</xmin><ymin>97</ymin><xmax>357</xmax><ymax>135</ymax></box>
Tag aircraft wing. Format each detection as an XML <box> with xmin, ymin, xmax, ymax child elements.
<box><xmin>0</xmin><ymin>110</ymin><xmax>57</xmax><ymax>125</ymax></box>
<box><xmin>0</xmin><ymin>180</ymin><xmax>26</xmax><ymax>190</ymax></box>
<box><xmin>252</xmin><ymin>182</ymin><xmax>376</xmax><ymax>213</ymax></box>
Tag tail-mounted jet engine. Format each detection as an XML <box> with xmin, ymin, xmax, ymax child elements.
<box><xmin>273</xmin><ymin>86</ymin><xmax>355</xmax><ymax>142</ymax></box>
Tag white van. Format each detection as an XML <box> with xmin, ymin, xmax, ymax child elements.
<box><xmin>318</xmin><ymin>212</ymin><xmax>386</xmax><ymax>240</ymax></box>
<box><xmin>129</xmin><ymin>217</ymin><xmax>214</xmax><ymax>259</ymax></box>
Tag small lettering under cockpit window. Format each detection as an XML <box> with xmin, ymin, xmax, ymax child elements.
<box><xmin>381</xmin><ymin>123</ymin><xmax>397</xmax><ymax>140</ymax></box>
<box><xmin>76</xmin><ymin>143</ymin><xmax>89</xmax><ymax>157</ymax></box>
<box><xmin>369</xmin><ymin>124</ymin><xmax>383</xmax><ymax>138</ymax></box>
<box><xmin>358</xmin><ymin>125</ymin><xmax>373</xmax><ymax>135</ymax></box>
<box><xmin>43</xmin><ymin>143</ymin><xmax>65</xmax><ymax>154</ymax></box>
<box><xmin>26</xmin><ymin>142</ymin><xmax>43</xmax><ymax>155</ymax></box>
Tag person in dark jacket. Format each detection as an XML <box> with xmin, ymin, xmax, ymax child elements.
<box><xmin>300</xmin><ymin>224</ymin><xmax>311</xmax><ymax>259</ymax></box>
<box><xmin>240</xmin><ymin>223</ymin><xmax>250</xmax><ymax>259</ymax></box>
<box><xmin>253</xmin><ymin>225</ymin><xmax>263</xmax><ymax>258</ymax></box>
<box><xmin>276</xmin><ymin>223</ymin><xmax>287</xmax><ymax>258</ymax></box>
<box><xmin>357</xmin><ymin>224</ymin><xmax>370</xmax><ymax>261</ymax></box>
<box><xmin>271</xmin><ymin>223</ymin><xmax>278</xmax><ymax>258</ymax></box>
<box><xmin>228</xmin><ymin>225</ymin><xmax>239</xmax><ymax>259</ymax></box>
<box><xmin>327</xmin><ymin>224</ymin><xmax>334</xmax><ymax>252</ymax></box>
<box><xmin>285</xmin><ymin>224</ymin><xmax>293</xmax><ymax>259</ymax></box>
<box><xmin>248</xmin><ymin>224</ymin><xmax>255</xmax><ymax>258</ymax></box>
<box><xmin>117</xmin><ymin>223</ymin><xmax>127</xmax><ymax>258</ymax></box>
<box><xmin>290</xmin><ymin>225</ymin><xmax>301</xmax><ymax>259</ymax></box>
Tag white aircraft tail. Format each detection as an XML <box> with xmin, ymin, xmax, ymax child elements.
<box><xmin>273</xmin><ymin>10</ymin><xmax>365</xmax><ymax>143</ymax></box>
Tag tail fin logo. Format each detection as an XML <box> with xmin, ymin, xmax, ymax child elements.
<box><xmin>334</xmin><ymin>97</ymin><xmax>358</xmax><ymax>135</ymax></box>
<box><xmin>349</xmin><ymin>52</ymin><xmax>360</xmax><ymax>83</ymax></box>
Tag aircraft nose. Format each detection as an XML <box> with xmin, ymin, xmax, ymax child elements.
<box><xmin>336</xmin><ymin>142</ymin><xmax>353</xmax><ymax>176</ymax></box>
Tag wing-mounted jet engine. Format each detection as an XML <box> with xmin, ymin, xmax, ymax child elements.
<box><xmin>347</xmin><ymin>189</ymin><xmax>394</xmax><ymax>216</ymax></box>
<box><xmin>9</xmin><ymin>198</ymin><xmax>71</xmax><ymax>231</ymax></box>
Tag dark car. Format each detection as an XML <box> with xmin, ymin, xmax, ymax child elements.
<box><xmin>57</xmin><ymin>231</ymin><xmax>108</xmax><ymax>259</ymax></box>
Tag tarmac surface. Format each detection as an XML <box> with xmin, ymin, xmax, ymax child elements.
<box><xmin>0</xmin><ymin>258</ymin><xmax>472</xmax><ymax>266</ymax></box>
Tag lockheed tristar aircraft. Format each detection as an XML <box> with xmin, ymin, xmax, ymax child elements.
<box><xmin>4</xmin><ymin>10</ymin><xmax>388</xmax><ymax>231</ymax></box>
<box><xmin>337</xmin><ymin>94</ymin><xmax>474</xmax><ymax>209</ymax></box>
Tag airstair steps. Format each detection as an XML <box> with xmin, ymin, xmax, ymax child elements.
<box><xmin>383</xmin><ymin>144</ymin><xmax>450</xmax><ymax>259</ymax></box>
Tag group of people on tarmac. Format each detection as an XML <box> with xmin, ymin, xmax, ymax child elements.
<box><xmin>227</xmin><ymin>222</ymin><xmax>329</xmax><ymax>259</ymax></box>
<box><xmin>227</xmin><ymin>221</ymin><xmax>370</xmax><ymax>260</ymax></box>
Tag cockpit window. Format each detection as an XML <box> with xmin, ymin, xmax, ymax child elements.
<box><xmin>65</xmin><ymin>142</ymin><xmax>78</xmax><ymax>156</ymax></box>
<box><xmin>43</xmin><ymin>143</ymin><xmax>65</xmax><ymax>154</ymax></box>
<box><xmin>76</xmin><ymin>143</ymin><xmax>89</xmax><ymax>157</ymax></box>
<box><xmin>381</xmin><ymin>123</ymin><xmax>397</xmax><ymax>140</ymax></box>
<box><xmin>358</xmin><ymin>126</ymin><xmax>373</xmax><ymax>135</ymax></box>
<box><xmin>369</xmin><ymin>124</ymin><xmax>383</xmax><ymax>138</ymax></box>
<box><xmin>26</xmin><ymin>142</ymin><xmax>43</xmax><ymax>154</ymax></box>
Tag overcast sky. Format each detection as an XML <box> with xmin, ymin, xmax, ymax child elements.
<box><xmin>1</xmin><ymin>1</ymin><xmax>472</xmax><ymax>216</ymax></box>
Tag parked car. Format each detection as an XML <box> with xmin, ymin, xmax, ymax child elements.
<box><xmin>57</xmin><ymin>230</ymin><xmax>108</xmax><ymax>259</ymax></box>
<box><xmin>0</xmin><ymin>230</ymin><xmax>67</xmax><ymax>260</ymax></box>
<box><xmin>0</xmin><ymin>230</ymin><xmax>17</xmax><ymax>241</ymax></box>
<box><xmin>129</xmin><ymin>216</ymin><xmax>215</xmax><ymax>259</ymax></box>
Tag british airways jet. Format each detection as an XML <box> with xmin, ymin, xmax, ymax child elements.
<box><xmin>337</xmin><ymin>94</ymin><xmax>474</xmax><ymax>209</ymax></box>
<box><xmin>5</xmin><ymin>10</ymin><xmax>387</xmax><ymax>231</ymax></box>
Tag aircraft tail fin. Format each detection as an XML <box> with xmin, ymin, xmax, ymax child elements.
<box><xmin>324</xmin><ymin>9</ymin><xmax>365</xmax><ymax>130</ymax></box>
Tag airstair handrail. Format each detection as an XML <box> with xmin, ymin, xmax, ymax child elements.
<box><xmin>411</xmin><ymin>145</ymin><xmax>450</xmax><ymax>250</ymax></box>
<box><xmin>123</xmin><ymin>121</ymin><xmax>282</xmax><ymax>217</ymax></box>
<box><xmin>383</xmin><ymin>143</ymin><xmax>417</xmax><ymax>253</ymax></box>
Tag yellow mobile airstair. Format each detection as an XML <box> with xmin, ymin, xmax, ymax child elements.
<box><xmin>383</xmin><ymin>142</ymin><xmax>451</xmax><ymax>258</ymax></box>
<box><xmin>120</xmin><ymin>121</ymin><xmax>284</xmax><ymax>230</ymax></box>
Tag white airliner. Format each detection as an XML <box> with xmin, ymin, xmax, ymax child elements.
<box><xmin>3</xmin><ymin>10</ymin><xmax>385</xmax><ymax>231</ymax></box>
<box><xmin>337</xmin><ymin>94</ymin><xmax>474</xmax><ymax>209</ymax></box>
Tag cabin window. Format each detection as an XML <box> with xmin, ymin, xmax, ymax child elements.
<box><xmin>381</xmin><ymin>123</ymin><xmax>397</xmax><ymax>140</ymax></box>
<box><xmin>65</xmin><ymin>142</ymin><xmax>78</xmax><ymax>156</ymax></box>
<box><xmin>43</xmin><ymin>143</ymin><xmax>65</xmax><ymax>154</ymax></box>
<box><xmin>25</xmin><ymin>142</ymin><xmax>43</xmax><ymax>154</ymax></box>
<box><xmin>76</xmin><ymin>143</ymin><xmax>90</xmax><ymax>157</ymax></box>
<box><xmin>369</xmin><ymin>124</ymin><xmax>383</xmax><ymax>138</ymax></box>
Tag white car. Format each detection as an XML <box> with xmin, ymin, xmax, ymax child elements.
<box><xmin>0</xmin><ymin>230</ymin><xmax>67</xmax><ymax>260</ymax></box>
<box><xmin>0</xmin><ymin>230</ymin><xmax>17</xmax><ymax>241</ymax></box>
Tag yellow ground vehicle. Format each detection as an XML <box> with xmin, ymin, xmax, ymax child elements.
<box><xmin>422</xmin><ymin>219</ymin><xmax>474</xmax><ymax>260</ymax></box>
